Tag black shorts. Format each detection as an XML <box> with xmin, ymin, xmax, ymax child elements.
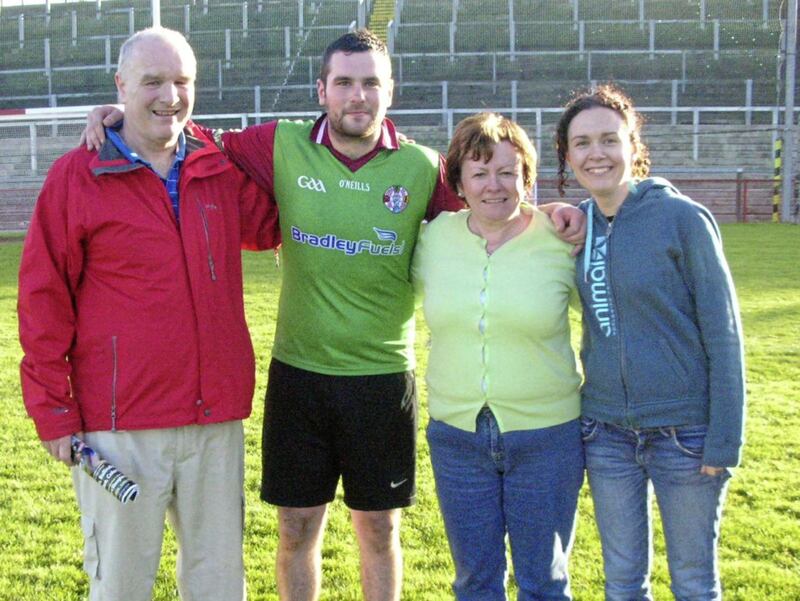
<box><xmin>261</xmin><ymin>358</ymin><xmax>418</xmax><ymax>511</ymax></box>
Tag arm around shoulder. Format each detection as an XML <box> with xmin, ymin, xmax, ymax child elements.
<box><xmin>538</xmin><ymin>201</ymin><xmax>586</xmax><ymax>251</ymax></box>
<box><xmin>425</xmin><ymin>154</ymin><xmax>464</xmax><ymax>221</ymax></box>
<box><xmin>219</xmin><ymin>121</ymin><xmax>279</xmax><ymax>196</ymax></box>
<box><xmin>237</xmin><ymin>175</ymin><xmax>281</xmax><ymax>251</ymax></box>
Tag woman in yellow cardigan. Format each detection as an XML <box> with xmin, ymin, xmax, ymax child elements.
<box><xmin>412</xmin><ymin>112</ymin><xmax>583</xmax><ymax>601</ymax></box>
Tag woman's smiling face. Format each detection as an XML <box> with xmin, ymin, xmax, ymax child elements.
<box><xmin>566</xmin><ymin>106</ymin><xmax>636</xmax><ymax>210</ymax></box>
<box><xmin>458</xmin><ymin>140</ymin><xmax>527</xmax><ymax>227</ymax></box>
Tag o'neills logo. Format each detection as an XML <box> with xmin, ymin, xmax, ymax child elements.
<box><xmin>340</xmin><ymin>179</ymin><xmax>370</xmax><ymax>192</ymax></box>
<box><xmin>383</xmin><ymin>185</ymin><xmax>409</xmax><ymax>213</ymax></box>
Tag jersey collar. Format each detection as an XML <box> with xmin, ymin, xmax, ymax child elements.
<box><xmin>310</xmin><ymin>114</ymin><xmax>399</xmax><ymax>151</ymax></box>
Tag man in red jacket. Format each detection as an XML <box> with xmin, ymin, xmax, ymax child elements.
<box><xmin>17</xmin><ymin>27</ymin><xmax>278</xmax><ymax>601</ymax></box>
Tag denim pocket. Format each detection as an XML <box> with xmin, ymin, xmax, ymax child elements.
<box><xmin>580</xmin><ymin>416</ymin><xmax>599</xmax><ymax>443</ymax></box>
<box><xmin>665</xmin><ymin>424</ymin><xmax>708</xmax><ymax>458</ymax></box>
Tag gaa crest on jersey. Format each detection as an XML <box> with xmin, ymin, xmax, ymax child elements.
<box><xmin>382</xmin><ymin>185</ymin><xmax>409</xmax><ymax>213</ymax></box>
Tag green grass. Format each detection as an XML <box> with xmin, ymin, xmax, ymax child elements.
<box><xmin>0</xmin><ymin>223</ymin><xmax>798</xmax><ymax>600</ymax></box>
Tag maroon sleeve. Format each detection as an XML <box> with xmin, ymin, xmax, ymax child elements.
<box><xmin>191</xmin><ymin>122</ymin><xmax>281</xmax><ymax>250</ymax></box>
<box><xmin>18</xmin><ymin>157</ymin><xmax>85</xmax><ymax>440</ymax></box>
<box><xmin>425</xmin><ymin>153</ymin><xmax>464</xmax><ymax>221</ymax></box>
<box><xmin>237</xmin><ymin>174</ymin><xmax>282</xmax><ymax>251</ymax></box>
<box><xmin>219</xmin><ymin>122</ymin><xmax>279</xmax><ymax>199</ymax></box>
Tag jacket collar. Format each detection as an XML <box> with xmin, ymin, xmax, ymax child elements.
<box><xmin>89</xmin><ymin>120</ymin><xmax>215</xmax><ymax>177</ymax></box>
<box><xmin>581</xmin><ymin>177</ymin><xmax>678</xmax><ymax>282</ymax></box>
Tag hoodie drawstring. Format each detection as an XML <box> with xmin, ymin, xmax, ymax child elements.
<box><xmin>583</xmin><ymin>201</ymin><xmax>594</xmax><ymax>283</ymax></box>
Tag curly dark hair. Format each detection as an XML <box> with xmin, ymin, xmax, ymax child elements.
<box><xmin>319</xmin><ymin>28</ymin><xmax>389</xmax><ymax>83</ymax></box>
<box><xmin>554</xmin><ymin>83</ymin><xmax>650</xmax><ymax>196</ymax></box>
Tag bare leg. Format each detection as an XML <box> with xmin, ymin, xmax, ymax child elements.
<box><xmin>350</xmin><ymin>509</ymin><xmax>402</xmax><ymax>601</ymax></box>
<box><xmin>276</xmin><ymin>505</ymin><xmax>328</xmax><ymax>601</ymax></box>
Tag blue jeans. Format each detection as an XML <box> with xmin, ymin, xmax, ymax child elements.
<box><xmin>582</xmin><ymin>419</ymin><xmax>732</xmax><ymax>601</ymax></box>
<box><xmin>427</xmin><ymin>410</ymin><xmax>584</xmax><ymax>601</ymax></box>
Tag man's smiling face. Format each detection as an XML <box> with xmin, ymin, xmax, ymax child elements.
<box><xmin>115</xmin><ymin>35</ymin><xmax>196</xmax><ymax>152</ymax></box>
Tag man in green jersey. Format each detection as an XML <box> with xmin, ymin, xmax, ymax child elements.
<box><xmin>83</xmin><ymin>29</ymin><xmax>585</xmax><ymax>601</ymax></box>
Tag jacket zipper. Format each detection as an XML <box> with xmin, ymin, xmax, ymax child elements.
<box><xmin>604</xmin><ymin>210</ymin><xmax>631</xmax><ymax>415</ymax></box>
<box><xmin>196</xmin><ymin>199</ymin><xmax>217</xmax><ymax>281</ymax></box>
<box><xmin>111</xmin><ymin>335</ymin><xmax>118</xmax><ymax>431</ymax></box>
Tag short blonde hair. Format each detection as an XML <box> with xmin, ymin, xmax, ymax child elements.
<box><xmin>446</xmin><ymin>112</ymin><xmax>538</xmax><ymax>194</ymax></box>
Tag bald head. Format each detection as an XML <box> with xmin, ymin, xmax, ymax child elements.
<box><xmin>117</xmin><ymin>27</ymin><xmax>197</xmax><ymax>80</ymax></box>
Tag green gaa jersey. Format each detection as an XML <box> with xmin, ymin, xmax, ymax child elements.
<box><xmin>272</xmin><ymin>120</ymin><xmax>440</xmax><ymax>375</ymax></box>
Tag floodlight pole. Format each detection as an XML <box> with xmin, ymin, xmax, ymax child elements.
<box><xmin>781</xmin><ymin>0</ymin><xmax>797</xmax><ymax>222</ymax></box>
<box><xmin>151</xmin><ymin>0</ymin><xmax>161</xmax><ymax>27</ymax></box>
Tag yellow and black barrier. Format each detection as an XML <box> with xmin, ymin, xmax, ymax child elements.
<box><xmin>772</xmin><ymin>138</ymin><xmax>782</xmax><ymax>222</ymax></box>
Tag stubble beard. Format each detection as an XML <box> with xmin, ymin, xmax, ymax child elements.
<box><xmin>329</xmin><ymin>110</ymin><xmax>380</xmax><ymax>142</ymax></box>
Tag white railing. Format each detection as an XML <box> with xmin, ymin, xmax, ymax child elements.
<box><xmin>0</xmin><ymin>77</ymin><xmax>782</xmax><ymax>132</ymax></box>
<box><xmin>1</xmin><ymin>105</ymin><xmax>797</xmax><ymax>176</ymax></box>
<box><xmin>387</xmin><ymin>18</ymin><xmax>782</xmax><ymax>59</ymax></box>
<box><xmin>3</xmin><ymin>16</ymin><xmax>783</xmax><ymax>57</ymax></box>
<box><xmin>0</xmin><ymin>46</ymin><xmax>779</xmax><ymax>102</ymax></box>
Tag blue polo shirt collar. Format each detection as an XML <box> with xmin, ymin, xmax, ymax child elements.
<box><xmin>105</xmin><ymin>124</ymin><xmax>186</xmax><ymax>221</ymax></box>
<box><xmin>106</xmin><ymin>124</ymin><xmax>186</xmax><ymax>168</ymax></box>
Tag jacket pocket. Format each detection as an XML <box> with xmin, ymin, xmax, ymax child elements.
<box><xmin>625</xmin><ymin>337</ymin><xmax>689</xmax><ymax>402</ymax></box>
<box><xmin>80</xmin><ymin>514</ymin><xmax>100</xmax><ymax>580</ymax></box>
<box><xmin>580</xmin><ymin>342</ymin><xmax>624</xmax><ymax>402</ymax></box>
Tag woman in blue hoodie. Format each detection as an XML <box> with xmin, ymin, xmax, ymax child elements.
<box><xmin>555</xmin><ymin>84</ymin><xmax>745</xmax><ymax>601</ymax></box>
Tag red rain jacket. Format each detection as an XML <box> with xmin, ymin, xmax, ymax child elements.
<box><xmin>18</xmin><ymin>122</ymin><xmax>279</xmax><ymax>440</ymax></box>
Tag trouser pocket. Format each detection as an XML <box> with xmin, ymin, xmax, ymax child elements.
<box><xmin>661</xmin><ymin>424</ymin><xmax>708</xmax><ymax>458</ymax></box>
<box><xmin>580</xmin><ymin>416</ymin><xmax>600</xmax><ymax>443</ymax></box>
<box><xmin>80</xmin><ymin>514</ymin><xmax>100</xmax><ymax>580</ymax></box>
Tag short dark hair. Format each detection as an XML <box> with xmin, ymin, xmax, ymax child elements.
<box><xmin>446</xmin><ymin>112</ymin><xmax>537</xmax><ymax>195</ymax></box>
<box><xmin>555</xmin><ymin>83</ymin><xmax>650</xmax><ymax>197</ymax></box>
<box><xmin>319</xmin><ymin>29</ymin><xmax>390</xmax><ymax>83</ymax></box>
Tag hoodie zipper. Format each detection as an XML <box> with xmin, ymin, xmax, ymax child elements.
<box><xmin>603</xmin><ymin>207</ymin><xmax>632</xmax><ymax>415</ymax></box>
<box><xmin>111</xmin><ymin>335</ymin><xmax>118</xmax><ymax>431</ymax></box>
<box><xmin>196</xmin><ymin>199</ymin><xmax>217</xmax><ymax>281</ymax></box>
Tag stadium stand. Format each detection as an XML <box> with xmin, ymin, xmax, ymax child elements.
<box><xmin>0</xmin><ymin>0</ymin><xmax>797</xmax><ymax>228</ymax></box>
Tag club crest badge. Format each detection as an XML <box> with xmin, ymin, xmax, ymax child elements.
<box><xmin>383</xmin><ymin>185</ymin><xmax>409</xmax><ymax>214</ymax></box>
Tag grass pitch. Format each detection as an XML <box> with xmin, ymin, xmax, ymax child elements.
<box><xmin>0</xmin><ymin>223</ymin><xmax>798</xmax><ymax>600</ymax></box>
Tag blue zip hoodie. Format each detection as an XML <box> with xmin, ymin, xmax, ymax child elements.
<box><xmin>576</xmin><ymin>177</ymin><xmax>745</xmax><ymax>467</ymax></box>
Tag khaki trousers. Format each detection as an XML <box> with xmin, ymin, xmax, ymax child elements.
<box><xmin>72</xmin><ymin>421</ymin><xmax>246</xmax><ymax>601</ymax></box>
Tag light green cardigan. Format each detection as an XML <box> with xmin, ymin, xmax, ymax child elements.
<box><xmin>412</xmin><ymin>204</ymin><xmax>581</xmax><ymax>433</ymax></box>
